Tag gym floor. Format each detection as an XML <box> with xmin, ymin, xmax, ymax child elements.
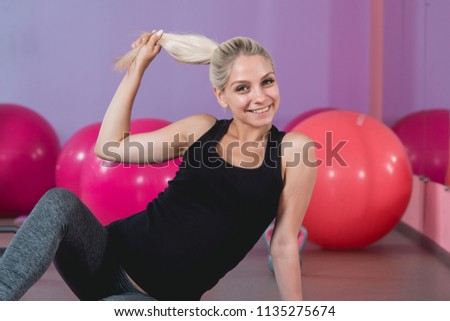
<box><xmin>1</xmin><ymin>221</ymin><xmax>450</xmax><ymax>301</ymax></box>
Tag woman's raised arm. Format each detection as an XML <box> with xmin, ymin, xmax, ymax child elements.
<box><xmin>95</xmin><ymin>30</ymin><xmax>163</xmax><ymax>159</ymax></box>
<box><xmin>95</xmin><ymin>30</ymin><xmax>217</xmax><ymax>164</ymax></box>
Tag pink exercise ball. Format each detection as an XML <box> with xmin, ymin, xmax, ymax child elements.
<box><xmin>392</xmin><ymin>109</ymin><xmax>449</xmax><ymax>185</ymax></box>
<box><xmin>55</xmin><ymin>123</ymin><xmax>101</xmax><ymax>197</ymax></box>
<box><xmin>129</xmin><ymin>118</ymin><xmax>171</xmax><ymax>133</ymax></box>
<box><xmin>284</xmin><ymin>107</ymin><xmax>337</xmax><ymax>132</ymax></box>
<box><xmin>447</xmin><ymin>163</ymin><xmax>450</xmax><ymax>186</ymax></box>
<box><xmin>0</xmin><ymin>103</ymin><xmax>60</xmax><ymax>217</ymax></box>
<box><xmin>293</xmin><ymin>110</ymin><xmax>412</xmax><ymax>249</ymax></box>
<box><xmin>79</xmin><ymin>118</ymin><xmax>180</xmax><ymax>226</ymax></box>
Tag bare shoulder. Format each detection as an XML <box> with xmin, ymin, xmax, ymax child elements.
<box><xmin>280</xmin><ymin>131</ymin><xmax>316</xmax><ymax>181</ymax></box>
<box><xmin>175</xmin><ymin>113</ymin><xmax>217</xmax><ymax>140</ymax></box>
<box><xmin>281</xmin><ymin>131</ymin><xmax>314</xmax><ymax>156</ymax></box>
<box><xmin>188</xmin><ymin>113</ymin><xmax>217</xmax><ymax>131</ymax></box>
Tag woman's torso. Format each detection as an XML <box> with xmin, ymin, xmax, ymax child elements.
<box><xmin>106</xmin><ymin>118</ymin><xmax>286</xmax><ymax>300</ymax></box>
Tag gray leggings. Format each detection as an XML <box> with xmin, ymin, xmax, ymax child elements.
<box><xmin>0</xmin><ymin>188</ymin><xmax>139</xmax><ymax>300</ymax></box>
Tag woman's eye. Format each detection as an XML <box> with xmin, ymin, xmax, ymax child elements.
<box><xmin>236</xmin><ymin>85</ymin><xmax>249</xmax><ymax>92</ymax></box>
<box><xmin>262</xmin><ymin>78</ymin><xmax>275</xmax><ymax>86</ymax></box>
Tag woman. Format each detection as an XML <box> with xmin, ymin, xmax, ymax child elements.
<box><xmin>0</xmin><ymin>30</ymin><xmax>316</xmax><ymax>301</ymax></box>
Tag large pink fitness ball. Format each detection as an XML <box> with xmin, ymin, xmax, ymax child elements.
<box><xmin>292</xmin><ymin>110</ymin><xmax>412</xmax><ymax>249</ymax></box>
<box><xmin>0</xmin><ymin>103</ymin><xmax>59</xmax><ymax>217</ymax></box>
<box><xmin>55</xmin><ymin>122</ymin><xmax>101</xmax><ymax>198</ymax></box>
<box><xmin>284</xmin><ymin>107</ymin><xmax>337</xmax><ymax>132</ymax></box>
<box><xmin>79</xmin><ymin>118</ymin><xmax>180</xmax><ymax>226</ymax></box>
<box><xmin>392</xmin><ymin>109</ymin><xmax>449</xmax><ymax>185</ymax></box>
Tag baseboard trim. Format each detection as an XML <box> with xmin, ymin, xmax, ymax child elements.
<box><xmin>396</xmin><ymin>222</ymin><xmax>450</xmax><ymax>267</ymax></box>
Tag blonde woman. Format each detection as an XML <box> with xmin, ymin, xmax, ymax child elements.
<box><xmin>0</xmin><ymin>30</ymin><xmax>316</xmax><ymax>301</ymax></box>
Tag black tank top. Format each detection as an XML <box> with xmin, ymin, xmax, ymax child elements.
<box><xmin>107</xmin><ymin>119</ymin><xmax>286</xmax><ymax>300</ymax></box>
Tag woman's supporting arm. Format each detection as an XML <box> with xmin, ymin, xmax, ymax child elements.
<box><xmin>271</xmin><ymin>132</ymin><xmax>317</xmax><ymax>300</ymax></box>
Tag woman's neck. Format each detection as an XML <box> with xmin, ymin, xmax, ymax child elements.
<box><xmin>227</xmin><ymin>119</ymin><xmax>272</xmax><ymax>143</ymax></box>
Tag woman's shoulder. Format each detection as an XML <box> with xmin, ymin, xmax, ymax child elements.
<box><xmin>178</xmin><ymin>113</ymin><xmax>218</xmax><ymax>138</ymax></box>
<box><xmin>185</xmin><ymin>113</ymin><xmax>217</xmax><ymax>126</ymax></box>
<box><xmin>280</xmin><ymin>131</ymin><xmax>315</xmax><ymax>166</ymax></box>
<box><xmin>279</xmin><ymin>131</ymin><xmax>317</xmax><ymax>182</ymax></box>
<box><xmin>281</xmin><ymin>131</ymin><xmax>314</xmax><ymax>150</ymax></box>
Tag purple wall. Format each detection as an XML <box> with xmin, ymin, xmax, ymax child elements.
<box><xmin>4</xmin><ymin>0</ymin><xmax>434</xmax><ymax>145</ymax></box>
<box><xmin>328</xmin><ymin>0</ymin><xmax>371</xmax><ymax>112</ymax></box>
<box><xmin>425</xmin><ymin>0</ymin><xmax>450</xmax><ymax>109</ymax></box>
<box><xmin>383</xmin><ymin>0</ymin><xmax>450</xmax><ymax>125</ymax></box>
<box><xmin>5</xmin><ymin>0</ymin><xmax>450</xmax><ymax>142</ymax></box>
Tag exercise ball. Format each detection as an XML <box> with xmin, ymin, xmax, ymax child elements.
<box><xmin>446</xmin><ymin>159</ymin><xmax>450</xmax><ymax>186</ymax></box>
<box><xmin>129</xmin><ymin>118</ymin><xmax>171</xmax><ymax>133</ymax></box>
<box><xmin>0</xmin><ymin>103</ymin><xmax>60</xmax><ymax>217</ymax></box>
<box><xmin>55</xmin><ymin>119</ymin><xmax>171</xmax><ymax>198</ymax></box>
<box><xmin>284</xmin><ymin>107</ymin><xmax>337</xmax><ymax>132</ymax></box>
<box><xmin>293</xmin><ymin>110</ymin><xmax>412</xmax><ymax>249</ymax></box>
<box><xmin>56</xmin><ymin>123</ymin><xmax>101</xmax><ymax>197</ymax></box>
<box><xmin>79</xmin><ymin>118</ymin><xmax>180</xmax><ymax>225</ymax></box>
<box><xmin>392</xmin><ymin>109</ymin><xmax>449</xmax><ymax>185</ymax></box>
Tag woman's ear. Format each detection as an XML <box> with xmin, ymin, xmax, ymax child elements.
<box><xmin>213</xmin><ymin>87</ymin><xmax>228</xmax><ymax>108</ymax></box>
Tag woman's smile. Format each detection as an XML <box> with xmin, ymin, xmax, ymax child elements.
<box><xmin>247</xmin><ymin>104</ymin><xmax>273</xmax><ymax>114</ymax></box>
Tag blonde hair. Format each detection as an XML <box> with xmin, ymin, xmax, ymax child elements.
<box><xmin>114</xmin><ymin>32</ymin><xmax>274</xmax><ymax>92</ymax></box>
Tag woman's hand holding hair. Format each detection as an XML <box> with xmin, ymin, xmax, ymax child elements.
<box><xmin>115</xmin><ymin>29</ymin><xmax>163</xmax><ymax>74</ymax></box>
<box><xmin>114</xmin><ymin>31</ymin><xmax>218</xmax><ymax>73</ymax></box>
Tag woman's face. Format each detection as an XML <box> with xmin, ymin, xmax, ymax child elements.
<box><xmin>215</xmin><ymin>54</ymin><xmax>280</xmax><ymax>128</ymax></box>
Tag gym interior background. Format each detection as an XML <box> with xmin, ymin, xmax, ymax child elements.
<box><xmin>1</xmin><ymin>0</ymin><xmax>449</xmax><ymax>300</ymax></box>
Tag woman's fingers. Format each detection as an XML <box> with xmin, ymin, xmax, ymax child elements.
<box><xmin>131</xmin><ymin>30</ymin><xmax>155</xmax><ymax>49</ymax></box>
<box><xmin>146</xmin><ymin>29</ymin><xmax>163</xmax><ymax>51</ymax></box>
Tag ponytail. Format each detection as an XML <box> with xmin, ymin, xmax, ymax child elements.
<box><xmin>114</xmin><ymin>31</ymin><xmax>274</xmax><ymax>93</ymax></box>
<box><xmin>113</xmin><ymin>32</ymin><xmax>219</xmax><ymax>72</ymax></box>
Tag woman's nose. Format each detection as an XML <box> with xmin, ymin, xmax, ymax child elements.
<box><xmin>251</xmin><ymin>87</ymin><xmax>267</xmax><ymax>103</ymax></box>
